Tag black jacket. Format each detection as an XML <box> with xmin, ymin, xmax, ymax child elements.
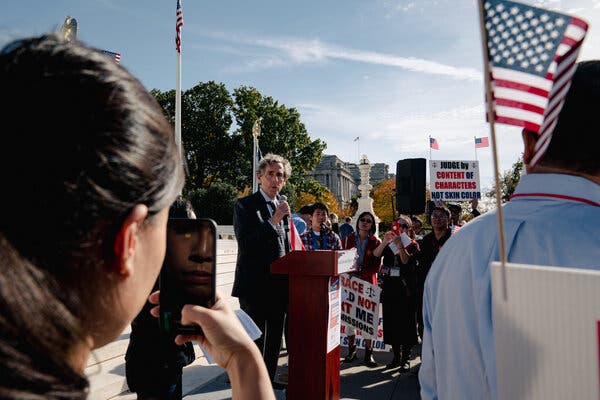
<box><xmin>231</xmin><ymin>191</ymin><xmax>288</xmax><ymax>306</ymax></box>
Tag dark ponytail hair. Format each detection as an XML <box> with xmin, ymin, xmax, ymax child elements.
<box><xmin>0</xmin><ymin>35</ymin><xmax>184</xmax><ymax>398</ymax></box>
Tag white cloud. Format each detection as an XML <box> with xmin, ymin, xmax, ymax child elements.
<box><xmin>202</xmin><ymin>32</ymin><xmax>482</xmax><ymax>81</ymax></box>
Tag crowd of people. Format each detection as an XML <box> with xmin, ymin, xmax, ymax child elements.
<box><xmin>1</xmin><ymin>30</ymin><xmax>597</xmax><ymax>400</ymax></box>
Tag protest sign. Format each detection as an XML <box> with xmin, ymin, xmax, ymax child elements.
<box><xmin>340</xmin><ymin>275</ymin><xmax>381</xmax><ymax>340</ymax></box>
<box><xmin>327</xmin><ymin>276</ymin><xmax>341</xmax><ymax>353</ymax></box>
<box><xmin>430</xmin><ymin>160</ymin><xmax>481</xmax><ymax>201</ymax></box>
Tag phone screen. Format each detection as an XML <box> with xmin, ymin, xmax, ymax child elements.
<box><xmin>159</xmin><ymin>218</ymin><xmax>217</xmax><ymax>335</ymax></box>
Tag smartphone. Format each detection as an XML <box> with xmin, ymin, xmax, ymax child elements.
<box><xmin>159</xmin><ymin>218</ymin><xmax>217</xmax><ymax>335</ymax></box>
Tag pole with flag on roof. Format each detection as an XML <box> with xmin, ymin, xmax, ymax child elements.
<box><xmin>353</xmin><ymin>136</ymin><xmax>360</xmax><ymax>163</ymax></box>
<box><xmin>252</xmin><ymin>119</ymin><xmax>262</xmax><ymax>193</ymax></box>
<box><xmin>474</xmin><ymin>136</ymin><xmax>489</xmax><ymax>160</ymax></box>
<box><xmin>429</xmin><ymin>135</ymin><xmax>439</xmax><ymax>160</ymax></box>
<box><xmin>175</xmin><ymin>0</ymin><xmax>184</xmax><ymax>175</ymax></box>
<box><xmin>477</xmin><ymin>0</ymin><xmax>588</xmax><ymax>299</ymax></box>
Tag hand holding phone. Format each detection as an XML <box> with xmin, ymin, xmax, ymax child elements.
<box><xmin>159</xmin><ymin>218</ymin><xmax>217</xmax><ymax>335</ymax></box>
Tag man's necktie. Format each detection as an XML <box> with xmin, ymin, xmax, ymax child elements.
<box><xmin>267</xmin><ymin>201</ymin><xmax>276</xmax><ymax>216</ymax></box>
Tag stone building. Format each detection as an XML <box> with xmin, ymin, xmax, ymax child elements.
<box><xmin>303</xmin><ymin>154</ymin><xmax>358</xmax><ymax>206</ymax></box>
<box><xmin>348</xmin><ymin>162</ymin><xmax>390</xmax><ymax>186</ymax></box>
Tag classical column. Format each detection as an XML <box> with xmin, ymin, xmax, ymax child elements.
<box><xmin>354</xmin><ymin>154</ymin><xmax>379</xmax><ymax>236</ymax></box>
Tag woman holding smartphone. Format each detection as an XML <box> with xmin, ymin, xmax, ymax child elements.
<box><xmin>380</xmin><ymin>215</ymin><xmax>420</xmax><ymax>372</ymax></box>
<box><xmin>0</xmin><ymin>35</ymin><xmax>274</xmax><ymax>400</ymax></box>
<box><xmin>341</xmin><ymin>211</ymin><xmax>386</xmax><ymax>367</ymax></box>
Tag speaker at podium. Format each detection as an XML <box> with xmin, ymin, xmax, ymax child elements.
<box><xmin>395</xmin><ymin>158</ymin><xmax>426</xmax><ymax>215</ymax></box>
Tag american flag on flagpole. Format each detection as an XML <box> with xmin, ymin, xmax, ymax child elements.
<box><xmin>176</xmin><ymin>0</ymin><xmax>184</xmax><ymax>54</ymax></box>
<box><xmin>475</xmin><ymin>136</ymin><xmax>490</xmax><ymax>148</ymax></box>
<box><xmin>483</xmin><ymin>0</ymin><xmax>588</xmax><ymax>165</ymax></box>
<box><xmin>100</xmin><ymin>50</ymin><xmax>121</xmax><ymax>64</ymax></box>
<box><xmin>430</xmin><ymin>137</ymin><xmax>439</xmax><ymax>150</ymax></box>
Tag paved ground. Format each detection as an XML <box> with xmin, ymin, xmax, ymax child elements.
<box><xmin>185</xmin><ymin>345</ymin><xmax>422</xmax><ymax>400</ymax></box>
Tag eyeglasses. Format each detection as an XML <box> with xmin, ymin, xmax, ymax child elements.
<box><xmin>359</xmin><ymin>218</ymin><xmax>373</xmax><ymax>223</ymax></box>
<box><xmin>431</xmin><ymin>213</ymin><xmax>448</xmax><ymax>219</ymax></box>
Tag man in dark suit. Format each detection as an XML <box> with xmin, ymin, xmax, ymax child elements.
<box><xmin>232</xmin><ymin>153</ymin><xmax>291</xmax><ymax>389</ymax></box>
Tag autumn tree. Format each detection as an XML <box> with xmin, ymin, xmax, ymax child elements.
<box><xmin>372</xmin><ymin>178</ymin><xmax>396</xmax><ymax>224</ymax></box>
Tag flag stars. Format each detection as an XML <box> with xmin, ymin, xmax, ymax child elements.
<box><xmin>510</xmin><ymin>6</ymin><xmax>519</xmax><ymax>15</ymax></box>
<box><xmin>515</xmin><ymin>14</ymin><xmax>524</xmax><ymax>23</ymax></box>
<box><xmin>556</xmin><ymin>18</ymin><xmax>565</xmax><ymax>27</ymax></box>
<box><xmin>540</xmin><ymin>14</ymin><xmax>549</xmax><ymax>22</ymax></box>
<box><xmin>535</xmin><ymin>64</ymin><xmax>544</xmax><ymax>72</ymax></box>
<box><xmin>530</xmin><ymin>18</ymin><xmax>539</xmax><ymax>26</ymax></box>
<box><xmin>496</xmin><ymin>3</ymin><xmax>505</xmax><ymax>12</ymax></box>
<box><xmin>550</xmin><ymin>31</ymin><xmax>559</xmax><ymax>39</ymax></box>
<box><xmin>507</xmin><ymin>57</ymin><xmax>515</xmax><ymax>65</ymax></box>
<box><xmin>521</xmin><ymin>61</ymin><xmax>530</xmax><ymax>68</ymax></box>
<box><xmin>545</xmin><ymin>22</ymin><xmax>554</xmax><ymax>31</ymax></box>
<box><xmin>531</xmin><ymin>56</ymin><xmax>539</xmax><ymax>64</ymax></box>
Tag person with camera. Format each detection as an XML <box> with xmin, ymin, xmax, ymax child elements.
<box><xmin>0</xmin><ymin>34</ymin><xmax>274</xmax><ymax>400</ymax></box>
<box><xmin>379</xmin><ymin>215</ymin><xmax>420</xmax><ymax>372</ymax></box>
<box><xmin>125</xmin><ymin>197</ymin><xmax>197</xmax><ymax>400</ymax></box>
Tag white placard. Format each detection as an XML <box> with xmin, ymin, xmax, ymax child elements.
<box><xmin>326</xmin><ymin>276</ymin><xmax>341</xmax><ymax>353</ymax></box>
<box><xmin>429</xmin><ymin>160</ymin><xmax>481</xmax><ymax>201</ymax></box>
<box><xmin>340</xmin><ymin>275</ymin><xmax>381</xmax><ymax>340</ymax></box>
<box><xmin>492</xmin><ymin>262</ymin><xmax>600</xmax><ymax>400</ymax></box>
<box><xmin>337</xmin><ymin>248</ymin><xmax>357</xmax><ymax>274</ymax></box>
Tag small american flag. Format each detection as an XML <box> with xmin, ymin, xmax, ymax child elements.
<box><xmin>475</xmin><ymin>136</ymin><xmax>490</xmax><ymax>148</ymax></box>
<box><xmin>430</xmin><ymin>137</ymin><xmax>439</xmax><ymax>150</ymax></box>
<box><xmin>100</xmin><ymin>50</ymin><xmax>121</xmax><ymax>64</ymax></box>
<box><xmin>483</xmin><ymin>0</ymin><xmax>588</xmax><ymax>165</ymax></box>
<box><xmin>176</xmin><ymin>0</ymin><xmax>184</xmax><ymax>54</ymax></box>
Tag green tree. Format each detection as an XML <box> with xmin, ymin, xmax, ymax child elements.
<box><xmin>232</xmin><ymin>86</ymin><xmax>327</xmax><ymax>190</ymax></box>
<box><xmin>151</xmin><ymin>82</ymin><xmax>239</xmax><ymax>192</ymax></box>
<box><xmin>187</xmin><ymin>182</ymin><xmax>238</xmax><ymax>224</ymax></box>
<box><xmin>486</xmin><ymin>156</ymin><xmax>524</xmax><ymax>203</ymax></box>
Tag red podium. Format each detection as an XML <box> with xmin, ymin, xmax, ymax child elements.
<box><xmin>271</xmin><ymin>249</ymin><xmax>356</xmax><ymax>400</ymax></box>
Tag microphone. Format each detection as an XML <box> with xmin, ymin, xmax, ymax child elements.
<box><xmin>279</xmin><ymin>195</ymin><xmax>291</xmax><ymax>253</ymax></box>
<box><xmin>279</xmin><ymin>195</ymin><xmax>290</xmax><ymax>233</ymax></box>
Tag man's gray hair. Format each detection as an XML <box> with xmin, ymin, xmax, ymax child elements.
<box><xmin>258</xmin><ymin>153</ymin><xmax>292</xmax><ymax>179</ymax></box>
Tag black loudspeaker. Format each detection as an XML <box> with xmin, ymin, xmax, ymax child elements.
<box><xmin>396</xmin><ymin>158</ymin><xmax>426</xmax><ymax>215</ymax></box>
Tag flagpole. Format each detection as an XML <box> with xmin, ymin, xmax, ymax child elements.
<box><xmin>175</xmin><ymin>0</ymin><xmax>183</xmax><ymax>194</ymax></box>
<box><xmin>474</xmin><ymin>136</ymin><xmax>478</xmax><ymax>161</ymax></box>
<box><xmin>252</xmin><ymin>119</ymin><xmax>261</xmax><ymax>193</ymax></box>
<box><xmin>429</xmin><ymin>135</ymin><xmax>432</xmax><ymax>160</ymax></box>
<box><xmin>477</xmin><ymin>0</ymin><xmax>508</xmax><ymax>300</ymax></box>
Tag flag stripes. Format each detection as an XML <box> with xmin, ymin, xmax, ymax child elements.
<box><xmin>176</xmin><ymin>0</ymin><xmax>184</xmax><ymax>53</ymax></box>
<box><xmin>483</xmin><ymin>0</ymin><xmax>587</xmax><ymax>165</ymax></box>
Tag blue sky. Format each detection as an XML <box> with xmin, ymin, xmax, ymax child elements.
<box><xmin>3</xmin><ymin>0</ymin><xmax>600</xmax><ymax>189</ymax></box>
